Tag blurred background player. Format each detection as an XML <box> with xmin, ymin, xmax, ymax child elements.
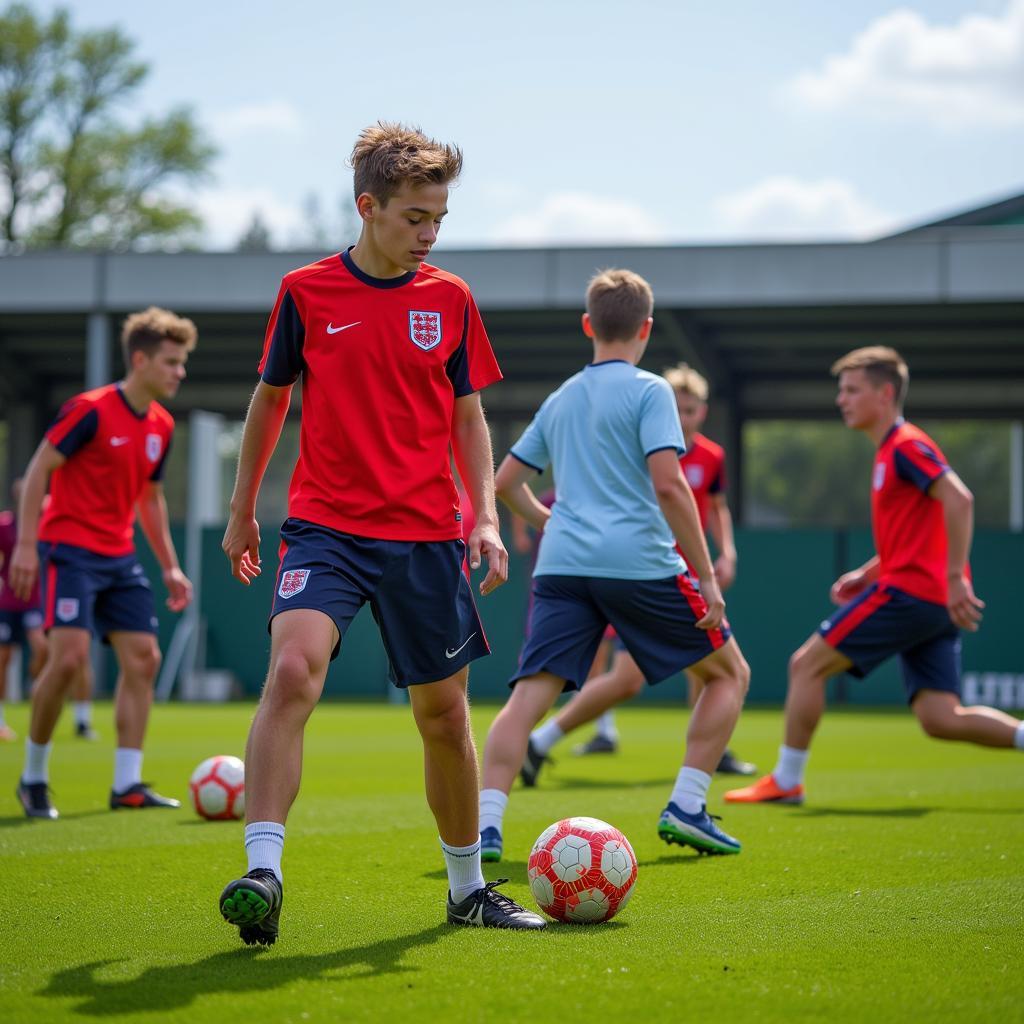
<box><xmin>218</xmin><ymin>122</ymin><xmax>543</xmax><ymax>945</ymax></box>
<box><xmin>10</xmin><ymin>308</ymin><xmax>196</xmax><ymax>819</ymax></box>
<box><xmin>523</xmin><ymin>363</ymin><xmax>756</xmax><ymax>776</ymax></box>
<box><xmin>481</xmin><ymin>269</ymin><xmax>750</xmax><ymax>863</ymax></box>
<box><xmin>726</xmin><ymin>346</ymin><xmax>1024</xmax><ymax>806</ymax></box>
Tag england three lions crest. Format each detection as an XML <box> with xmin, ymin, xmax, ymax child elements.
<box><xmin>145</xmin><ymin>433</ymin><xmax>163</xmax><ymax>463</ymax></box>
<box><xmin>278</xmin><ymin>569</ymin><xmax>310</xmax><ymax>599</ymax></box>
<box><xmin>408</xmin><ymin>310</ymin><xmax>442</xmax><ymax>351</ymax></box>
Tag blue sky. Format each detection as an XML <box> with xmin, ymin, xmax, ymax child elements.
<box><xmin>35</xmin><ymin>0</ymin><xmax>1024</xmax><ymax>249</ymax></box>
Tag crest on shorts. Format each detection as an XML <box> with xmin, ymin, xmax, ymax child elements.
<box><xmin>146</xmin><ymin>433</ymin><xmax>162</xmax><ymax>463</ymax></box>
<box><xmin>408</xmin><ymin>310</ymin><xmax>442</xmax><ymax>351</ymax></box>
<box><xmin>278</xmin><ymin>569</ymin><xmax>310</xmax><ymax>599</ymax></box>
<box><xmin>873</xmin><ymin>462</ymin><xmax>886</xmax><ymax>491</ymax></box>
<box><xmin>56</xmin><ymin>598</ymin><xmax>80</xmax><ymax>623</ymax></box>
<box><xmin>685</xmin><ymin>465</ymin><xmax>705</xmax><ymax>488</ymax></box>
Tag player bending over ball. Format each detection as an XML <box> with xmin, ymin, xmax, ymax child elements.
<box><xmin>480</xmin><ymin>269</ymin><xmax>750</xmax><ymax>863</ymax></box>
<box><xmin>726</xmin><ymin>346</ymin><xmax>1024</xmax><ymax>807</ymax></box>
<box><xmin>218</xmin><ymin>123</ymin><xmax>545</xmax><ymax>945</ymax></box>
<box><xmin>523</xmin><ymin>363</ymin><xmax>755</xmax><ymax>780</ymax></box>
<box><xmin>12</xmin><ymin>308</ymin><xmax>195</xmax><ymax>818</ymax></box>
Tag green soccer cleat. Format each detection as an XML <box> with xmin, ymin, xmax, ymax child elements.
<box><xmin>658</xmin><ymin>802</ymin><xmax>741</xmax><ymax>855</ymax></box>
<box><xmin>220</xmin><ymin>868</ymin><xmax>283</xmax><ymax>946</ymax></box>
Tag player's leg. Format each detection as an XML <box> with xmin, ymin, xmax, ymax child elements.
<box><xmin>70</xmin><ymin>654</ymin><xmax>98</xmax><ymax>740</ymax></box>
<box><xmin>572</xmin><ymin>635</ymin><xmax>621</xmax><ymax>755</ymax></box>
<box><xmin>0</xmin><ymin>643</ymin><xmax>15</xmax><ymax>741</ymax></box>
<box><xmin>913</xmin><ymin>690</ymin><xmax>1023</xmax><ymax>746</ymax></box>
<box><xmin>25</xmin><ymin>619</ymin><xmax>47</xmax><ymax>679</ymax></box>
<box><xmin>686</xmin><ymin>667</ymin><xmax>756</xmax><ymax>776</ymax></box>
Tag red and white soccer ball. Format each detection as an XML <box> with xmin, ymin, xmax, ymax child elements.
<box><xmin>528</xmin><ymin>816</ymin><xmax>638</xmax><ymax>924</ymax></box>
<box><xmin>189</xmin><ymin>755</ymin><xmax>245</xmax><ymax>821</ymax></box>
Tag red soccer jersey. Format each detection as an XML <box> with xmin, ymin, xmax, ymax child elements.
<box><xmin>38</xmin><ymin>385</ymin><xmax>174</xmax><ymax>557</ymax></box>
<box><xmin>259</xmin><ymin>249</ymin><xmax>502</xmax><ymax>541</ymax></box>
<box><xmin>679</xmin><ymin>432</ymin><xmax>726</xmax><ymax>530</ymax></box>
<box><xmin>0</xmin><ymin>510</ymin><xmax>40</xmax><ymax>610</ymax></box>
<box><xmin>872</xmin><ymin>420</ymin><xmax>966</xmax><ymax>605</ymax></box>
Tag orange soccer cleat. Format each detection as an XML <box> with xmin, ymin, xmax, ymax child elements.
<box><xmin>724</xmin><ymin>774</ymin><xmax>804</xmax><ymax>805</ymax></box>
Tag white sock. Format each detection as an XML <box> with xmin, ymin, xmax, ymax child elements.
<box><xmin>774</xmin><ymin>745</ymin><xmax>809</xmax><ymax>790</ymax></box>
<box><xmin>74</xmin><ymin>701</ymin><xmax>92</xmax><ymax>727</ymax></box>
<box><xmin>479</xmin><ymin>788</ymin><xmax>508</xmax><ymax>834</ymax></box>
<box><xmin>441</xmin><ymin>837</ymin><xmax>485</xmax><ymax>904</ymax></box>
<box><xmin>23</xmin><ymin>739</ymin><xmax>52</xmax><ymax>784</ymax></box>
<box><xmin>530</xmin><ymin>719</ymin><xmax>564</xmax><ymax>756</ymax></box>
<box><xmin>669</xmin><ymin>766</ymin><xmax>711</xmax><ymax>814</ymax></box>
<box><xmin>1014</xmin><ymin>722</ymin><xmax>1024</xmax><ymax>750</ymax></box>
<box><xmin>113</xmin><ymin>748</ymin><xmax>143</xmax><ymax>792</ymax></box>
<box><xmin>596</xmin><ymin>711</ymin><xmax>618</xmax><ymax>741</ymax></box>
<box><xmin>245</xmin><ymin>821</ymin><xmax>285</xmax><ymax>882</ymax></box>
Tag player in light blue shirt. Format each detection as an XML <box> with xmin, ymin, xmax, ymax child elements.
<box><xmin>479</xmin><ymin>269</ymin><xmax>751</xmax><ymax>861</ymax></box>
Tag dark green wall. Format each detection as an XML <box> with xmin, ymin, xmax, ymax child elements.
<box><xmin>133</xmin><ymin>526</ymin><xmax>1022</xmax><ymax>706</ymax></box>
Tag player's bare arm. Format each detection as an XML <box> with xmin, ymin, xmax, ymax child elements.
<box><xmin>452</xmin><ymin>392</ymin><xmax>508</xmax><ymax>596</ymax></box>
<box><xmin>930</xmin><ymin>471</ymin><xmax>984</xmax><ymax>631</ymax></box>
<box><xmin>706</xmin><ymin>493</ymin><xmax>738</xmax><ymax>590</ymax></box>
<box><xmin>223</xmin><ymin>381</ymin><xmax>293</xmax><ymax>585</ymax></box>
<box><xmin>830</xmin><ymin>555</ymin><xmax>880</xmax><ymax>604</ymax></box>
<box><xmin>9</xmin><ymin>440</ymin><xmax>65</xmax><ymax>601</ymax></box>
<box><xmin>646</xmin><ymin>448</ymin><xmax>724</xmax><ymax>630</ymax></box>
<box><xmin>136</xmin><ymin>481</ymin><xmax>193</xmax><ymax>612</ymax></box>
<box><xmin>495</xmin><ymin>455</ymin><xmax>552</xmax><ymax>533</ymax></box>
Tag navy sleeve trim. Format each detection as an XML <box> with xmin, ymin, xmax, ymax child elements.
<box><xmin>893</xmin><ymin>444</ymin><xmax>946</xmax><ymax>493</ymax></box>
<box><xmin>644</xmin><ymin>444</ymin><xmax>684</xmax><ymax>458</ymax></box>
<box><xmin>149</xmin><ymin>433</ymin><xmax>172</xmax><ymax>482</ymax></box>
<box><xmin>445</xmin><ymin>305</ymin><xmax>474</xmax><ymax>397</ymax></box>
<box><xmin>510</xmin><ymin>451</ymin><xmax>543</xmax><ymax>473</ymax></box>
<box><xmin>53</xmin><ymin>409</ymin><xmax>99</xmax><ymax>457</ymax></box>
<box><xmin>261</xmin><ymin>289</ymin><xmax>305</xmax><ymax>386</ymax></box>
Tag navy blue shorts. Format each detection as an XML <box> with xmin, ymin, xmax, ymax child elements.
<box><xmin>271</xmin><ymin>518</ymin><xmax>489</xmax><ymax>687</ymax></box>
<box><xmin>818</xmin><ymin>582</ymin><xmax>960</xmax><ymax>703</ymax></box>
<box><xmin>512</xmin><ymin>573</ymin><xmax>730</xmax><ymax>692</ymax></box>
<box><xmin>39</xmin><ymin>542</ymin><xmax>158</xmax><ymax>641</ymax></box>
<box><xmin>0</xmin><ymin>607</ymin><xmax>44</xmax><ymax>645</ymax></box>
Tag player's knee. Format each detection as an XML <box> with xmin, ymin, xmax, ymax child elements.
<box><xmin>418</xmin><ymin>698</ymin><xmax>469</xmax><ymax>746</ymax></box>
<box><xmin>123</xmin><ymin>642</ymin><xmax>161</xmax><ymax>682</ymax></box>
<box><xmin>266</xmin><ymin>648</ymin><xmax>322</xmax><ymax>707</ymax></box>
<box><xmin>736</xmin><ymin>656</ymin><xmax>752</xmax><ymax>697</ymax></box>
<box><xmin>619</xmin><ymin>671</ymin><xmax>645</xmax><ymax>698</ymax></box>
<box><xmin>915</xmin><ymin>704</ymin><xmax>959</xmax><ymax>740</ymax></box>
<box><xmin>53</xmin><ymin>645</ymin><xmax>90</xmax><ymax>681</ymax></box>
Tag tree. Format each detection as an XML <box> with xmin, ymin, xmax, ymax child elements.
<box><xmin>0</xmin><ymin>3</ymin><xmax>215</xmax><ymax>250</ymax></box>
<box><xmin>236</xmin><ymin>210</ymin><xmax>271</xmax><ymax>252</ymax></box>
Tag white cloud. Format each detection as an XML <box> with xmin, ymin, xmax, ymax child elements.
<box><xmin>195</xmin><ymin>186</ymin><xmax>305</xmax><ymax>249</ymax></box>
<box><xmin>209</xmin><ymin>100</ymin><xmax>303</xmax><ymax>139</ymax></box>
<box><xmin>490</xmin><ymin>192</ymin><xmax>667</xmax><ymax>245</ymax></box>
<box><xmin>712</xmin><ymin>176</ymin><xmax>895</xmax><ymax>240</ymax></box>
<box><xmin>788</xmin><ymin>1</ymin><xmax>1024</xmax><ymax>126</ymax></box>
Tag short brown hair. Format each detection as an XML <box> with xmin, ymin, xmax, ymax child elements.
<box><xmin>350</xmin><ymin>122</ymin><xmax>463</xmax><ymax>206</ymax></box>
<box><xmin>831</xmin><ymin>345</ymin><xmax>909</xmax><ymax>405</ymax></box>
<box><xmin>121</xmin><ymin>307</ymin><xmax>198</xmax><ymax>365</ymax></box>
<box><xmin>663</xmin><ymin>362</ymin><xmax>709</xmax><ymax>401</ymax></box>
<box><xmin>585</xmin><ymin>269</ymin><xmax>654</xmax><ymax>343</ymax></box>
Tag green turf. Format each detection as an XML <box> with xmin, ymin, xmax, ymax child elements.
<box><xmin>1</xmin><ymin>703</ymin><xmax>1021</xmax><ymax>1023</ymax></box>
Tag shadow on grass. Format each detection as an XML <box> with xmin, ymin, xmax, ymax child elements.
<box><xmin>38</xmin><ymin>924</ymin><xmax>450</xmax><ymax>1016</ymax></box>
<box><xmin>538</xmin><ymin>777</ymin><xmax>674</xmax><ymax>792</ymax></box>
<box><xmin>0</xmin><ymin>806</ymin><xmax>111</xmax><ymax>828</ymax></box>
<box><xmin>796</xmin><ymin>806</ymin><xmax>936</xmax><ymax>818</ymax></box>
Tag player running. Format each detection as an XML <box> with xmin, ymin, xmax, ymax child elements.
<box><xmin>726</xmin><ymin>346</ymin><xmax>1024</xmax><ymax>806</ymax></box>
<box><xmin>525</xmin><ymin>364</ymin><xmax>756</xmax><ymax>777</ymax></box>
<box><xmin>218</xmin><ymin>123</ymin><xmax>544</xmax><ymax>945</ymax></box>
<box><xmin>479</xmin><ymin>269</ymin><xmax>750</xmax><ymax>864</ymax></box>
<box><xmin>11</xmin><ymin>308</ymin><xmax>196</xmax><ymax>818</ymax></box>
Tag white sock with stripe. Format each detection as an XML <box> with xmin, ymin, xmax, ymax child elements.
<box><xmin>479</xmin><ymin>788</ymin><xmax>508</xmax><ymax>834</ymax></box>
<box><xmin>23</xmin><ymin>739</ymin><xmax>51</xmax><ymax>784</ymax></box>
<box><xmin>245</xmin><ymin>821</ymin><xmax>285</xmax><ymax>882</ymax></box>
<box><xmin>440</xmin><ymin>837</ymin><xmax>484</xmax><ymax>903</ymax></box>
<box><xmin>113</xmin><ymin>748</ymin><xmax>143</xmax><ymax>792</ymax></box>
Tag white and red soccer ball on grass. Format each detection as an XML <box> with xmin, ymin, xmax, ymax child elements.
<box><xmin>528</xmin><ymin>816</ymin><xmax>637</xmax><ymax>923</ymax></box>
<box><xmin>189</xmin><ymin>755</ymin><xmax>245</xmax><ymax>820</ymax></box>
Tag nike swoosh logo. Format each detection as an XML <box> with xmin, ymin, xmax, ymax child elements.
<box><xmin>110</xmin><ymin>437</ymin><xmax>130</xmax><ymax>446</ymax></box>
<box><xmin>445</xmin><ymin>632</ymin><xmax>477</xmax><ymax>659</ymax></box>
<box><xmin>326</xmin><ymin>321</ymin><xmax>361</xmax><ymax>334</ymax></box>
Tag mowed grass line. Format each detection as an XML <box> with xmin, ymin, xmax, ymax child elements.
<box><xmin>1</xmin><ymin>703</ymin><xmax>1020</xmax><ymax>1024</ymax></box>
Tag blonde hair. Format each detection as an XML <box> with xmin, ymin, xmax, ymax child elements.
<box><xmin>585</xmin><ymin>268</ymin><xmax>653</xmax><ymax>343</ymax></box>
<box><xmin>121</xmin><ymin>307</ymin><xmax>197</xmax><ymax>364</ymax></box>
<box><xmin>663</xmin><ymin>362</ymin><xmax>708</xmax><ymax>401</ymax></box>
<box><xmin>350</xmin><ymin>122</ymin><xmax>463</xmax><ymax>206</ymax></box>
<box><xmin>831</xmin><ymin>346</ymin><xmax>909</xmax><ymax>405</ymax></box>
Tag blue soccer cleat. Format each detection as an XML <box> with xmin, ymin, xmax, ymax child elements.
<box><xmin>480</xmin><ymin>826</ymin><xmax>503</xmax><ymax>863</ymax></box>
<box><xmin>657</xmin><ymin>801</ymin><xmax>741</xmax><ymax>855</ymax></box>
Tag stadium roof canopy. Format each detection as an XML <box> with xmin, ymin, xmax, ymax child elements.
<box><xmin>2</xmin><ymin>215</ymin><xmax>1023</xmax><ymax>509</ymax></box>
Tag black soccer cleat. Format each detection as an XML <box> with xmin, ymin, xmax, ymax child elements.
<box><xmin>447</xmin><ymin>879</ymin><xmax>546</xmax><ymax>930</ymax></box>
<box><xmin>220</xmin><ymin>868</ymin><xmax>283</xmax><ymax>946</ymax></box>
<box><xmin>17</xmin><ymin>779</ymin><xmax>58</xmax><ymax>820</ymax></box>
<box><xmin>572</xmin><ymin>733</ymin><xmax>619</xmax><ymax>756</ymax></box>
<box><xmin>109</xmin><ymin>782</ymin><xmax>181</xmax><ymax>810</ymax></box>
<box><xmin>716</xmin><ymin>750</ymin><xmax>757</xmax><ymax>776</ymax></box>
<box><xmin>74</xmin><ymin>721</ymin><xmax>100</xmax><ymax>741</ymax></box>
<box><xmin>519</xmin><ymin>739</ymin><xmax>549</xmax><ymax>788</ymax></box>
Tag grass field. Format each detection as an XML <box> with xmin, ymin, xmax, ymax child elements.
<box><xmin>1</xmin><ymin>701</ymin><xmax>1021</xmax><ymax>1023</ymax></box>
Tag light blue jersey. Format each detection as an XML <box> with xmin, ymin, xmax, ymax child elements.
<box><xmin>511</xmin><ymin>360</ymin><xmax>686</xmax><ymax>580</ymax></box>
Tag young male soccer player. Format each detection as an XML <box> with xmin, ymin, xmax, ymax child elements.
<box><xmin>479</xmin><ymin>269</ymin><xmax>750</xmax><ymax>862</ymax></box>
<box><xmin>10</xmin><ymin>308</ymin><xmax>196</xmax><ymax>818</ymax></box>
<box><xmin>218</xmin><ymin>123</ymin><xmax>544</xmax><ymax>944</ymax></box>
<box><xmin>533</xmin><ymin>364</ymin><xmax>755</xmax><ymax>775</ymax></box>
<box><xmin>725</xmin><ymin>346</ymin><xmax>1024</xmax><ymax>806</ymax></box>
